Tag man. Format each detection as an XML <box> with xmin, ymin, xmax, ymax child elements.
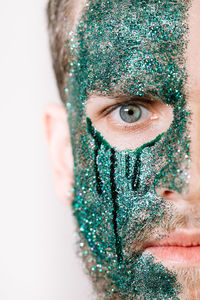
<box><xmin>44</xmin><ymin>0</ymin><xmax>200</xmax><ymax>298</ymax></box>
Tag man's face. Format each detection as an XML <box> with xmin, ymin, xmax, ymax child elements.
<box><xmin>65</xmin><ymin>0</ymin><xmax>200</xmax><ymax>298</ymax></box>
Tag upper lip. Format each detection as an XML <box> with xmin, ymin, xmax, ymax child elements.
<box><xmin>145</xmin><ymin>229</ymin><xmax>200</xmax><ymax>248</ymax></box>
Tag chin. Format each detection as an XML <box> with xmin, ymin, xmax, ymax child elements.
<box><xmin>166</xmin><ymin>265</ymin><xmax>200</xmax><ymax>300</ymax></box>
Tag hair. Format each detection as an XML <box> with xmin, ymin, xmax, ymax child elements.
<box><xmin>47</xmin><ymin>0</ymin><xmax>85</xmax><ymax>104</ymax></box>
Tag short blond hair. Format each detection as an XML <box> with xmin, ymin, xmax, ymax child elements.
<box><xmin>47</xmin><ymin>0</ymin><xmax>85</xmax><ymax>103</ymax></box>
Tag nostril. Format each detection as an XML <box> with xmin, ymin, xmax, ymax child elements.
<box><xmin>156</xmin><ymin>188</ymin><xmax>179</xmax><ymax>201</ymax></box>
<box><xmin>163</xmin><ymin>190</ymin><xmax>174</xmax><ymax>197</ymax></box>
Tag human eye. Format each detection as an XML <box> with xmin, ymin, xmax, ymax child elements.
<box><xmin>103</xmin><ymin>99</ymin><xmax>158</xmax><ymax>132</ymax></box>
<box><xmin>106</xmin><ymin>102</ymin><xmax>152</xmax><ymax>128</ymax></box>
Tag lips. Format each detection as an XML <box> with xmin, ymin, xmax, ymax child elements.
<box><xmin>144</xmin><ymin>230</ymin><xmax>200</xmax><ymax>265</ymax></box>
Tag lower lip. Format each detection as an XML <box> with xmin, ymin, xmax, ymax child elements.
<box><xmin>145</xmin><ymin>246</ymin><xmax>200</xmax><ymax>265</ymax></box>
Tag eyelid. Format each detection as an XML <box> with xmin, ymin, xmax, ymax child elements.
<box><xmin>101</xmin><ymin>98</ymin><xmax>154</xmax><ymax>116</ymax></box>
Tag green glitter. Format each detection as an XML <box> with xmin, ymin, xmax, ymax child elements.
<box><xmin>65</xmin><ymin>0</ymin><xmax>191</xmax><ymax>298</ymax></box>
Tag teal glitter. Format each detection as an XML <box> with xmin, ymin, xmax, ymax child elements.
<box><xmin>65</xmin><ymin>0</ymin><xmax>191</xmax><ymax>298</ymax></box>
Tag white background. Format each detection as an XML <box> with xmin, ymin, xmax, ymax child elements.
<box><xmin>0</xmin><ymin>1</ymin><xmax>92</xmax><ymax>299</ymax></box>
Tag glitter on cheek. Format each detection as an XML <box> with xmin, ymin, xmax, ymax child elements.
<box><xmin>65</xmin><ymin>0</ymin><xmax>191</xmax><ymax>298</ymax></box>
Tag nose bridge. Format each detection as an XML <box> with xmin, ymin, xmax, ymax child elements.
<box><xmin>155</xmin><ymin>105</ymin><xmax>200</xmax><ymax>205</ymax></box>
<box><xmin>185</xmin><ymin>102</ymin><xmax>200</xmax><ymax>201</ymax></box>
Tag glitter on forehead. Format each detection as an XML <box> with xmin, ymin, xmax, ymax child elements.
<box><xmin>70</xmin><ymin>0</ymin><xmax>189</xmax><ymax>104</ymax></box>
<box><xmin>65</xmin><ymin>0</ymin><xmax>191</xmax><ymax>298</ymax></box>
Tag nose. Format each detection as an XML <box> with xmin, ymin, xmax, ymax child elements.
<box><xmin>184</xmin><ymin>100</ymin><xmax>200</xmax><ymax>204</ymax></box>
<box><xmin>156</xmin><ymin>100</ymin><xmax>200</xmax><ymax>206</ymax></box>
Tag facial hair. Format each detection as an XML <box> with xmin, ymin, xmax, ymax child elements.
<box><xmin>73</xmin><ymin>200</ymin><xmax>200</xmax><ymax>300</ymax></box>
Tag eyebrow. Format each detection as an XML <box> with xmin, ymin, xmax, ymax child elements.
<box><xmin>87</xmin><ymin>91</ymin><xmax>160</xmax><ymax>105</ymax></box>
<box><xmin>113</xmin><ymin>94</ymin><xmax>157</xmax><ymax>104</ymax></box>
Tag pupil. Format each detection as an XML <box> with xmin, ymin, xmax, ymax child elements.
<box><xmin>128</xmin><ymin>109</ymin><xmax>134</xmax><ymax>116</ymax></box>
<box><xmin>119</xmin><ymin>104</ymin><xmax>141</xmax><ymax>123</ymax></box>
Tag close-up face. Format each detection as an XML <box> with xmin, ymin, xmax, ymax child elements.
<box><xmin>47</xmin><ymin>0</ymin><xmax>200</xmax><ymax>299</ymax></box>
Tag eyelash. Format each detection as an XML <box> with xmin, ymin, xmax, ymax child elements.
<box><xmin>98</xmin><ymin>98</ymin><xmax>160</xmax><ymax>132</ymax></box>
<box><xmin>102</xmin><ymin>99</ymin><xmax>153</xmax><ymax>116</ymax></box>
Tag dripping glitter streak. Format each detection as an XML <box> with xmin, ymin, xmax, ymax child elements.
<box><xmin>65</xmin><ymin>0</ymin><xmax>191</xmax><ymax>299</ymax></box>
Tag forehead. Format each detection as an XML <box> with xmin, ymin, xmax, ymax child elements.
<box><xmin>72</xmin><ymin>0</ymin><xmax>189</xmax><ymax>105</ymax></box>
<box><xmin>75</xmin><ymin>0</ymin><xmax>200</xmax><ymax>62</ymax></box>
